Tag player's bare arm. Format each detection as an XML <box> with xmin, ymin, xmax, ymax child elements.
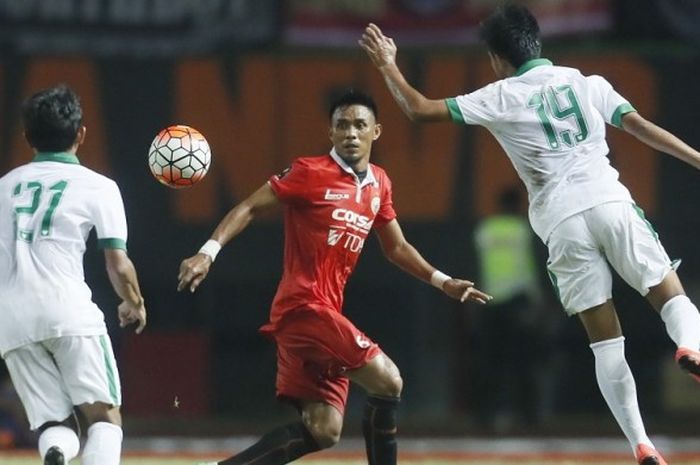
<box><xmin>622</xmin><ymin>112</ymin><xmax>700</xmax><ymax>170</ymax></box>
<box><xmin>104</xmin><ymin>248</ymin><xmax>147</xmax><ymax>334</ymax></box>
<box><xmin>375</xmin><ymin>219</ymin><xmax>491</xmax><ymax>304</ymax></box>
<box><xmin>177</xmin><ymin>182</ymin><xmax>280</xmax><ymax>293</ymax></box>
<box><xmin>359</xmin><ymin>23</ymin><xmax>450</xmax><ymax>122</ymax></box>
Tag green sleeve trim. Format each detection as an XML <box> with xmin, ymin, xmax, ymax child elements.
<box><xmin>611</xmin><ymin>102</ymin><xmax>636</xmax><ymax>128</ymax></box>
<box><xmin>98</xmin><ymin>238</ymin><xmax>127</xmax><ymax>250</ymax></box>
<box><xmin>445</xmin><ymin>98</ymin><xmax>465</xmax><ymax>124</ymax></box>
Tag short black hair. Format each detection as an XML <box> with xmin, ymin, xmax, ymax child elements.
<box><xmin>22</xmin><ymin>84</ymin><xmax>83</xmax><ymax>152</ymax></box>
<box><xmin>329</xmin><ymin>90</ymin><xmax>378</xmax><ymax>121</ymax></box>
<box><xmin>479</xmin><ymin>4</ymin><xmax>541</xmax><ymax>69</ymax></box>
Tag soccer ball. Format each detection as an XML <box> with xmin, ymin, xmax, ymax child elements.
<box><xmin>148</xmin><ymin>125</ymin><xmax>211</xmax><ymax>188</ymax></box>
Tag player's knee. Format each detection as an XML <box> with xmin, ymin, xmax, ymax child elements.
<box><xmin>38</xmin><ymin>420</ymin><xmax>76</xmax><ymax>434</ymax></box>
<box><xmin>379</xmin><ymin>372</ymin><xmax>403</xmax><ymax>398</ymax></box>
<box><xmin>38</xmin><ymin>413</ymin><xmax>80</xmax><ymax>434</ymax></box>
<box><xmin>391</xmin><ymin>373</ymin><xmax>403</xmax><ymax>396</ymax></box>
<box><xmin>78</xmin><ymin>403</ymin><xmax>122</xmax><ymax>427</ymax></box>
<box><xmin>305</xmin><ymin>422</ymin><xmax>341</xmax><ymax>449</ymax></box>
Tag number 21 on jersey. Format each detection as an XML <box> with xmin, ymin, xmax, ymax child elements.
<box><xmin>528</xmin><ymin>85</ymin><xmax>589</xmax><ymax>150</ymax></box>
<box><xmin>12</xmin><ymin>180</ymin><xmax>68</xmax><ymax>242</ymax></box>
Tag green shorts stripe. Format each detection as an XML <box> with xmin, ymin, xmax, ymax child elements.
<box><xmin>632</xmin><ymin>204</ymin><xmax>659</xmax><ymax>241</ymax></box>
<box><xmin>99</xmin><ymin>335</ymin><xmax>120</xmax><ymax>405</ymax></box>
<box><xmin>547</xmin><ymin>268</ymin><xmax>563</xmax><ymax>304</ymax></box>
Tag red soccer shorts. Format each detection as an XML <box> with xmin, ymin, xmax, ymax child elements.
<box><xmin>261</xmin><ymin>307</ymin><xmax>381</xmax><ymax>415</ymax></box>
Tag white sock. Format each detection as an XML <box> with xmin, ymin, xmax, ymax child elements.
<box><xmin>38</xmin><ymin>425</ymin><xmax>80</xmax><ymax>462</ymax></box>
<box><xmin>81</xmin><ymin>422</ymin><xmax>123</xmax><ymax>465</ymax></box>
<box><xmin>660</xmin><ymin>295</ymin><xmax>700</xmax><ymax>350</ymax></box>
<box><xmin>590</xmin><ymin>336</ymin><xmax>653</xmax><ymax>452</ymax></box>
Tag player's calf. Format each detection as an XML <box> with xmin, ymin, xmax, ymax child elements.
<box><xmin>217</xmin><ymin>422</ymin><xmax>321</xmax><ymax>465</ymax></box>
<box><xmin>363</xmin><ymin>395</ymin><xmax>400</xmax><ymax>465</ymax></box>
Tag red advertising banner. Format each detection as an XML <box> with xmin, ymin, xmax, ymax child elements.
<box><xmin>285</xmin><ymin>0</ymin><xmax>611</xmax><ymax>46</ymax></box>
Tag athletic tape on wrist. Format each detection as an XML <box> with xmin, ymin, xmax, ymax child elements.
<box><xmin>198</xmin><ymin>239</ymin><xmax>221</xmax><ymax>262</ymax></box>
<box><xmin>430</xmin><ymin>270</ymin><xmax>451</xmax><ymax>289</ymax></box>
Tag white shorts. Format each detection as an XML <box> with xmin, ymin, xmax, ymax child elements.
<box><xmin>546</xmin><ymin>201</ymin><xmax>673</xmax><ymax>315</ymax></box>
<box><xmin>3</xmin><ymin>335</ymin><xmax>121</xmax><ymax>430</ymax></box>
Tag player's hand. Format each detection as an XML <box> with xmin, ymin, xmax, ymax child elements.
<box><xmin>118</xmin><ymin>300</ymin><xmax>147</xmax><ymax>334</ymax></box>
<box><xmin>177</xmin><ymin>253</ymin><xmax>212</xmax><ymax>293</ymax></box>
<box><xmin>442</xmin><ymin>278</ymin><xmax>492</xmax><ymax>304</ymax></box>
<box><xmin>359</xmin><ymin>23</ymin><xmax>397</xmax><ymax>68</ymax></box>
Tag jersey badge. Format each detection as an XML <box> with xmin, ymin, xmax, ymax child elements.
<box><xmin>371</xmin><ymin>196</ymin><xmax>380</xmax><ymax>215</ymax></box>
<box><xmin>355</xmin><ymin>335</ymin><xmax>371</xmax><ymax>349</ymax></box>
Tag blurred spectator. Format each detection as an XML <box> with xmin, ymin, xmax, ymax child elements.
<box><xmin>470</xmin><ymin>186</ymin><xmax>552</xmax><ymax>432</ymax></box>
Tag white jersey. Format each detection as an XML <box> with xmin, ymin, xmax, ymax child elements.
<box><xmin>446</xmin><ymin>58</ymin><xmax>636</xmax><ymax>242</ymax></box>
<box><xmin>0</xmin><ymin>152</ymin><xmax>127</xmax><ymax>356</ymax></box>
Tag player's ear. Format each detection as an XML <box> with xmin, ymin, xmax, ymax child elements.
<box><xmin>373</xmin><ymin>123</ymin><xmax>382</xmax><ymax>140</ymax></box>
<box><xmin>487</xmin><ymin>52</ymin><xmax>498</xmax><ymax>74</ymax></box>
<box><xmin>76</xmin><ymin>126</ymin><xmax>87</xmax><ymax>146</ymax></box>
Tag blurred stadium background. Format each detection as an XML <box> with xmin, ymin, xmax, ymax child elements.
<box><xmin>1</xmin><ymin>0</ymin><xmax>700</xmax><ymax>462</ymax></box>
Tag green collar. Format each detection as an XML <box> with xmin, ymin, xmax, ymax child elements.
<box><xmin>32</xmin><ymin>152</ymin><xmax>80</xmax><ymax>165</ymax></box>
<box><xmin>514</xmin><ymin>58</ymin><xmax>553</xmax><ymax>77</ymax></box>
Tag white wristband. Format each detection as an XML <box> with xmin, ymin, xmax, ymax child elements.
<box><xmin>430</xmin><ymin>270</ymin><xmax>452</xmax><ymax>289</ymax></box>
<box><xmin>198</xmin><ymin>239</ymin><xmax>222</xmax><ymax>262</ymax></box>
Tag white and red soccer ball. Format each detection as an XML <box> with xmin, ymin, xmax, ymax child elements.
<box><xmin>148</xmin><ymin>125</ymin><xmax>211</xmax><ymax>188</ymax></box>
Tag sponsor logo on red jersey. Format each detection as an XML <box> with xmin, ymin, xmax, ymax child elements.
<box><xmin>327</xmin><ymin>228</ymin><xmax>344</xmax><ymax>246</ymax></box>
<box><xmin>331</xmin><ymin>208</ymin><xmax>373</xmax><ymax>231</ymax></box>
<box><xmin>324</xmin><ymin>189</ymin><xmax>350</xmax><ymax>200</ymax></box>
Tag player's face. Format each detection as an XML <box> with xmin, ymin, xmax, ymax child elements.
<box><xmin>329</xmin><ymin>105</ymin><xmax>381</xmax><ymax>170</ymax></box>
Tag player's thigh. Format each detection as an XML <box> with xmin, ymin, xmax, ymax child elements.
<box><xmin>347</xmin><ymin>352</ymin><xmax>402</xmax><ymax>397</ymax></box>
<box><xmin>275</xmin><ymin>339</ymin><xmax>352</xmax><ymax>416</ymax></box>
<box><xmin>279</xmin><ymin>308</ymin><xmax>381</xmax><ymax>374</ymax></box>
<box><xmin>46</xmin><ymin>335</ymin><xmax>122</xmax><ymax>411</ymax></box>
<box><xmin>274</xmin><ymin>308</ymin><xmax>382</xmax><ymax>413</ymax></box>
<box><xmin>546</xmin><ymin>212</ymin><xmax>613</xmax><ymax>315</ymax></box>
<box><xmin>3</xmin><ymin>343</ymin><xmax>74</xmax><ymax>430</ymax></box>
<box><xmin>590</xmin><ymin>202</ymin><xmax>672</xmax><ymax>298</ymax></box>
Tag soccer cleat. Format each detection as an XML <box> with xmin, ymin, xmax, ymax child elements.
<box><xmin>44</xmin><ymin>446</ymin><xmax>65</xmax><ymax>465</ymax></box>
<box><xmin>676</xmin><ymin>347</ymin><xmax>700</xmax><ymax>384</ymax></box>
<box><xmin>635</xmin><ymin>444</ymin><xmax>667</xmax><ymax>465</ymax></box>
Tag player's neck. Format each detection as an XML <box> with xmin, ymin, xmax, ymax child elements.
<box><xmin>350</xmin><ymin>157</ymin><xmax>369</xmax><ymax>174</ymax></box>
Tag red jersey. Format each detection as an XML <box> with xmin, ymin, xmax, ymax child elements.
<box><xmin>262</xmin><ymin>149</ymin><xmax>396</xmax><ymax>332</ymax></box>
